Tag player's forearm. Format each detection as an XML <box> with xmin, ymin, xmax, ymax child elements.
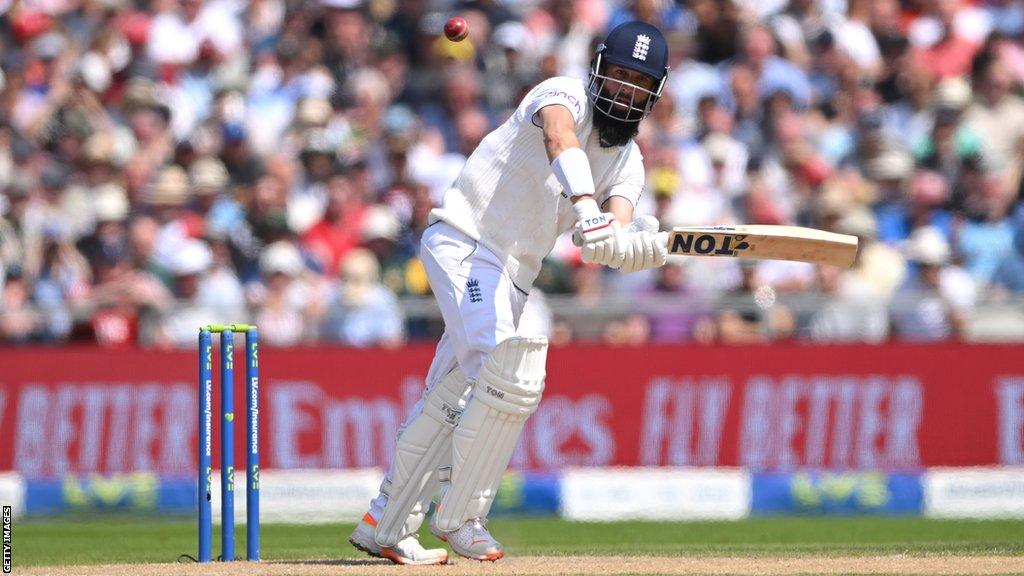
<box><xmin>603</xmin><ymin>196</ymin><xmax>634</xmax><ymax>224</ymax></box>
<box><xmin>537</xmin><ymin>105</ymin><xmax>605</xmax><ymax>221</ymax></box>
<box><xmin>539</xmin><ymin>107</ymin><xmax>593</xmax><ymax>201</ymax></box>
<box><xmin>543</xmin><ymin>127</ymin><xmax>580</xmax><ymax>161</ymax></box>
<box><xmin>539</xmin><ymin>105</ymin><xmax>582</xmax><ymax>161</ymax></box>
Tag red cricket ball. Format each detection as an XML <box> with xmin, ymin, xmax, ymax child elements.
<box><xmin>444</xmin><ymin>17</ymin><xmax>469</xmax><ymax>42</ymax></box>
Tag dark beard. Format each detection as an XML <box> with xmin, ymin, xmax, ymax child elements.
<box><xmin>592</xmin><ymin>107</ymin><xmax>640</xmax><ymax>148</ymax></box>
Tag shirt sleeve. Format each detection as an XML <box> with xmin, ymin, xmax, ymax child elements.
<box><xmin>599</xmin><ymin>143</ymin><xmax>645</xmax><ymax>207</ymax></box>
<box><xmin>522</xmin><ymin>77</ymin><xmax>588</xmax><ymax>129</ymax></box>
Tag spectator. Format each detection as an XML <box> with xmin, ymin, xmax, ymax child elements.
<box><xmin>911</xmin><ymin>0</ymin><xmax>983</xmax><ymax>80</ymax></box>
<box><xmin>149</xmin><ymin>238</ymin><xmax>221</xmax><ymax>348</ymax></box>
<box><xmin>671</xmin><ymin>132</ymin><xmax>746</xmax><ymax>227</ymax></box>
<box><xmin>608</xmin><ymin>0</ymin><xmax>691</xmax><ymax>32</ymax></box>
<box><xmin>482</xmin><ymin>22</ymin><xmax>541</xmax><ymax>116</ymax></box>
<box><xmin>690</xmin><ymin>0</ymin><xmax>742</xmax><ymax>65</ymax></box>
<box><xmin>189</xmin><ymin>156</ymin><xmax>243</xmax><ymax>238</ymax></box>
<box><xmin>199</xmin><ymin>235</ymin><xmax>247</xmax><ymax>324</ymax></box>
<box><xmin>868</xmin><ymin>147</ymin><xmax>917</xmax><ymax>243</ymax></box>
<box><xmin>771</xmin><ymin>0</ymin><xmax>881</xmax><ymax>77</ymax></box>
<box><xmin>253</xmin><ymin>240</ymin><xmax>318</xmax><ymax>347</ymax></box>
<box><xmin>914</xmin><ymin>77</ymin><xmax>982</xmax><ymax>191</ymax></box>
<box><xmin>957</xmin><ymin>173</ymin><xmax>1016</xmax><ymax>286</ymax></box>
<box><xmin>805</xmin><ymin>264</ymin><xmax>890</xmax><ymax>343</ymax></box>
<box><xmin>906</xmin><ymin>170</ymin><xmax>955</xmax><ymax>238</ymax></box>
<box><xmin>983</xmin><ymin>0</ymin><xmax>1024</xmax><ymax>39</ymax></box>
<box><xmin>219</xmin><ymin>122</ymin><xmax>263</xmax><ymax>187</ymax></box>
<box><xmin>880</xmin><ymin>58</ymin><xmax>935</xmax><ymax>153</ymax></box>
<box><xmin>891</xmin><ymin>226</ymin><xmax>976</xmax><ymax>340</ymax></box>
<box><xmin>302</xmin><ymin>172</ymin><xmax>366</xmax><ymax>276</ymax></box>
<box><xmin>80</xmin><ymin>185</ymin><xmax>166</xmax><ymax>348</ymax></box>
<box><xmin>836</xmin><ymin>206</ymin><xmax>907</xmax><ymax>301</ymax></box>
<box><xmin>321</xmin><ymin>248</ymin><xmax>405</xmax><ymax>347</ymax></box>
<box><xmin>146</xmin><ymin>0</ymin><xmax>244</xmax><ymax>67</ymax></box>
<box><xmin>289</xmin><ymin>129</ymin><xmax>338</xmax><ymax>233</ymax></box>
<box><xmin>144</xmin><ymin>165</ymin><xmax>199</xmax><ymax>273</ymax></box>
<box><xmin>0</xmin><ymin>0</ymin><xmax>1020</xmax><ymax>347</ymax></box>
<box><xmin>525</xmin><ymin>0</ymin><xmax>600</xmax><ymax>81</ymax></box>
<box><xmin>908</xmin><ymin>0</ymin><xmax>991</xmax><ymax>49</ymax></box>
<box><xmin>322</xmin><ymin>0</ymin><xmax>373</xmax><ymax>74</ymax></box>
<box><xmin>727</xmin><ymin>23</ymin><xmax>813</xmax><ymax>111</ymax></box>
<box><xmin>992</xmin><ymin>207</ymin><xmax>1024</xmax><ymax>293</ymax></box>
<box><xmin>32</xmin><ymin>227</ymin><xmax>90</xmax><ymax>342</ymax></box>
<box><xmin>360</xmin><ymin>203</ymin><xmax>416</xmax><ymax>295</ymax></box>
<box><xmin>715</xmin><ymin>261</ymin><xmax>796</xmax><ymax>344</ymax></box>
<box><xmin>602</xmin><ymin>313</ymin><xmax>651</xmax><ymax>346</ymax></box>
<box><xmin>1</xmin><ymin>268</ymin><xmax>43</xmax><ymax>344</ymax></box>
<box><xmin>0</xmin><ymin>178</ymin><xmax>30</xmax><ymax>285</ymax></box>
<box><xmin>642</xmin><ymin>261</ymin><xmax>716</xmax><ymax>343</ymax></box>
<box><xmin>646</xmin><ymin>165</ymin><xmax>680</xmax><ymax>227</ymax></box>
<box><xmin>558</xmin><ymin>259</ymin><xmax>608</xmax><ymax>342</ymax></box>
<box><xmin>121</xmin><ymin>78</ymin><xmax>175</xmax><ymax>168</ymax></box>
<box><xmin>666</xmin><ymin>30</ymin><xmax>726</xmax><ymax>128</ymax></box>
<box><xmin>965</xmin><ymin>49</ymin><xmax>1024</xmax><ymax>193</ymax></box>
<box><xmin>418</xmin><ymin>65</ymin><xmax>494</xmax><ymax>155</ymax></box>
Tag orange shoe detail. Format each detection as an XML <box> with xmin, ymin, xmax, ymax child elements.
<box><xmin>378</xmin><ymin>547</ymin><xmax>405</xmax><ymax>565</ymax></box>
<box><xmin>484</xmin><ymin>550</ymin><xmax>504</xmax><ymax>562</ymax></box>
<box><xmin>361</xmin><ymin>512</ymin><xmax>378</xmax><ymax>527</ymax></box>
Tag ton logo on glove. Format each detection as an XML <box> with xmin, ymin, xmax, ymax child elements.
<box><xmin>581</xmin><ymin>214</ymin><xmax>612</xmax><ymax>232</ymax></box>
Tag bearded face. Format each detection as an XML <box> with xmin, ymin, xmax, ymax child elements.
<box><xmin>588</xmin><ymin>61</ymin><xmax>661</xmax><ymax>147</ymax></box>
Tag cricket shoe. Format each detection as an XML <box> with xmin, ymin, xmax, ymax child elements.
<box><xmin>430</xmin><ymin>517</ymin><xmax>504</xmax><ymax>561</ymax></box>
<box><xmin>348</xmin><ymin>513</ymin><xmax>448</xmax><ymax>565</ymax></box>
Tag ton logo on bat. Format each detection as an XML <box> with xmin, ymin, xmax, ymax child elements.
<box><xmin>670</xmin><ymin>233</ymin><xmax>750</xmax><ymax>256</ymax></box>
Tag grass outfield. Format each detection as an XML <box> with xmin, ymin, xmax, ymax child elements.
<box><xmin>11</xmin><ymin>516</ymin><xmax>1024</xmax><ymax>566</ymax></box>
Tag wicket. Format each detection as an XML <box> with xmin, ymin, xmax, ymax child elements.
<box><xmin>198</xmin><ymin>324</ymin><xmax>260</xmax><ymax>562</ymax></box>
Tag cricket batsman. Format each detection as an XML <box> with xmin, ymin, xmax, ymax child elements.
<box><xmin>348</xmin><ymin>21</ymin><xmax>670</xmax><ymax>564</ymax></box>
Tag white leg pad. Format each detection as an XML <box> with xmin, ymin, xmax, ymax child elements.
<box><xmin>434</xmin><ymin>337</ymin><xmax>548</xmax><ymax>532</ymax></box>
<box><xmin>375</xmin><ymin>366</ymin><xmax>470</xmax><ymax>547</ymax></box>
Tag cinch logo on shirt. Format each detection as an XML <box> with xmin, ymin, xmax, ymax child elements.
<box><xmin>633</xmin><ymin>34</ymin><xmax>651</xmax><ymax>61</ymax></box>
<box><xmin>536</xmin><ymin>89</ymin><xmax>582</xmax><ymax>114</ymax></box>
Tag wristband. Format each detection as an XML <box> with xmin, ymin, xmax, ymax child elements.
<box><xmin>551</xmin><ymin>147</ymin><xmax>595</xmax><ymax>199</ymax></box>
<box><xmin>573</xmin><ymin>198</ymin><xmax>603</xmax><ymax>227</ymax></box>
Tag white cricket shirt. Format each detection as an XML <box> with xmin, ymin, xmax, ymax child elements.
<box><xmin>429</xmin><ymin>76</ymin><xmax>646</xmax><ymax>289</ymax></box>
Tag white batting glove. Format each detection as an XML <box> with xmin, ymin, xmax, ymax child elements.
<box><xmin>617</xmin><ymin>216</ymin><xmax>669</xmax><ymax>273</ymax></box>
<box><xmin>573</xmin><ymin>199</ymin><xmax>627</xmax><ymax>267</ymax></box>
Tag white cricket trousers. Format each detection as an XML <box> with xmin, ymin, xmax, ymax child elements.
<box><xmin>368</xmin><ymin>221</ymin><xmax>529</xmax><ymax>521</ymax></box>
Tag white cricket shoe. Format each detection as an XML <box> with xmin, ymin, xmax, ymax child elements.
<box><xmin>430</xmin><ymin>517</ymin><xmax>504</xmax><ymax>561</ymax></box>
<box><xmin>348</xmin><ymin>513</ymin><xmax>449</xmax><ymax>565</ymax></box>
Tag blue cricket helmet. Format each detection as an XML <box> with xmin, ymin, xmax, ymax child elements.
<box><xmin>588</xmin><ymin>21</ymin><xmax>670</xmax><ymax>123</ymax></box>
<box><xmin>600</xmin><ymin>21</ymin><xmax>669</xmax><ymax>82</ymax></box>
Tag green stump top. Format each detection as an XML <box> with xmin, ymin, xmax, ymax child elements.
<box><xmin>202</xmin><ymin>324</ymin><xmax>257</xmax><ymax>333</ymax></box>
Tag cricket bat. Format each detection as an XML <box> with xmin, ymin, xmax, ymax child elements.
<box><xmin>667</xmin><ymin>225</ymin><xmax>859</xmax><ymax>268</ymax></box>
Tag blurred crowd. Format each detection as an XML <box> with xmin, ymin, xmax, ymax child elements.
<box><xmin>1</xmin><ymin>0</ymin><xmax>1023</xmax><ymax>348</ymax></box>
